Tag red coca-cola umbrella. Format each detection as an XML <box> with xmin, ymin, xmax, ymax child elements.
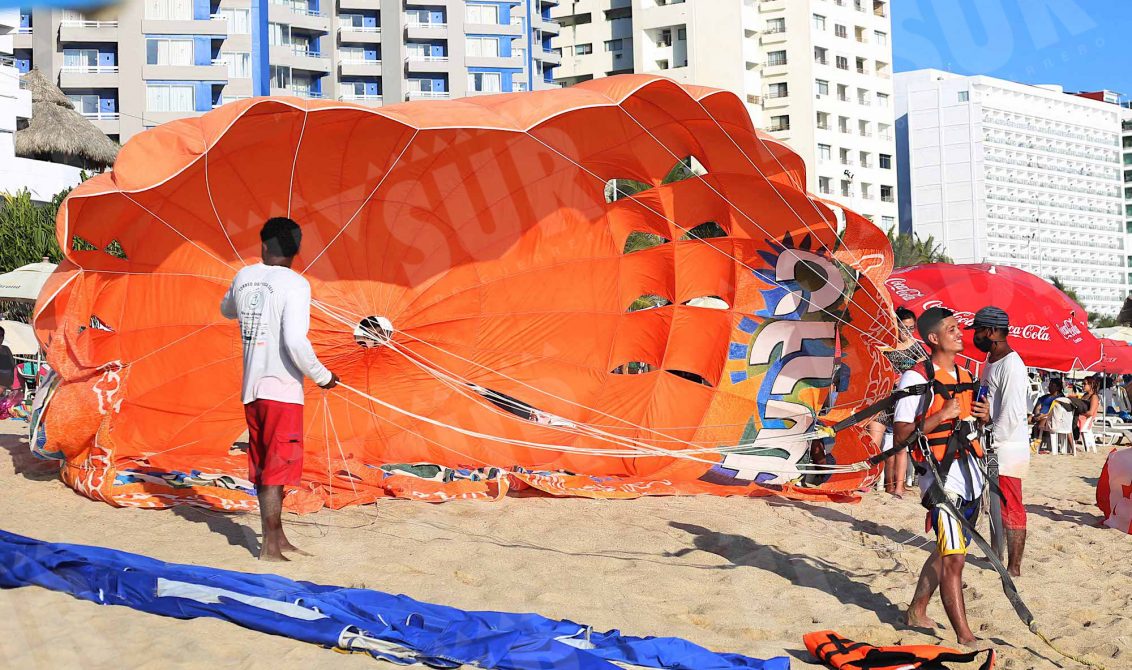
<box><xmin>885</xmin><ymin>263</ymin><xmax>1101</xmax><ymax>372</ymax></box>
<box><xmin>1096</xmin><ymin>339</ymin><xmax>1132</xmax><ymax>373</ymax></box>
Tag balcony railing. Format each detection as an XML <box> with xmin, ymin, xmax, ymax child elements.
<box><xmin>15</xmin><ymin>27</ymin><xmax>32</xmax><ymax>34</ymax></box>
<box><xmin>407</xmin><ymin>90</ymin><xmax>450</xmax><ymax>100</ymax></box>
<box><xmin>340</xmin><ymin>94</ymin><xmax>382</xmax><ymax>102</ymax></box>
<box><xmin>340</xmin><ymin>57</ymin><xmax>382</xmax><ymax>65</ymax></box>
<box><xmin>406</xmin><ymin>20</ymin><xmax>447</xmax><ymax>29</ymax></box>
<box><xmin>79</xmin><ymin>111</ymin><xmax>120</xmax><ymax>121</ymax></box>
<box><xmin>406</xmin><ymin>55</ymin><xmax>449</xmax><ymax>63</ymax></box>
<box><xmin>60</xmin><ymin>20</ymin><xmax>118</xmax><ymax>28</ymax></box>
<box><xmin>60</xmin><ymin>65</ymin><xmax>119</xmax><ymax>74</ymax></box>
<box><xmin>881</xmin><ymin>195</ymin><xmax>894</xmax><ymax>203</ymax></box>
<box><xmin>290</xmin><ymin>46</ymin><xmax>323</xmax><ymax>58</ymax></box>
<box><xmin>768</xmin><ymin>123</ymin><xmax>790</xmax><ymax>132</ymax></box>
<box><xmin>339</xmin><ymin>26</ymin><xmax>381</xmax><ymax>33</ymax></box>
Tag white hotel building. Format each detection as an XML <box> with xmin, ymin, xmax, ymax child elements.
<box><xmin>551</xmin><ymin>0</ymin><xmax>899</xmax><ymax>227</ymax></box>
<box><xmin>895</xmin><ymin>70</ymin><xmax>1129</xmax><ymax>316</ymax></box>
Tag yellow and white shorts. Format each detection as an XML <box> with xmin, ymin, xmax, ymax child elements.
<box><xmin>928</xmin><ymin>500</ymin><xmax>981</xmax><ymax>557</ymax></box>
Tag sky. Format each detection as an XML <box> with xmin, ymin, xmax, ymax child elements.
<box><xmin>891</xmin><ymin>0</ymin><xmax>1132</xmax><ymax>98</ymax></box>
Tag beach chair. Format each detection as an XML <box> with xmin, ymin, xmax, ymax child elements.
<box><xmin>1046</xmin><ymin>398</ymin><xmax>1075</xmax><ymax>455</ymax></box>
<box><xmin>1079</xmin><ymin>416</ymin><xmax>1098</xmax><ymax>453</ymax></box>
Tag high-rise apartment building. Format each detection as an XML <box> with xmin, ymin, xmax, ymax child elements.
<box><xmin>11</xmin><ymin>0</ymin><xmax>560</xmax><ymax>144</ymax></box>
<box><xmin>551</xmin><ymin>0</ymin><xmax>898</xmax><ymax>227</ymax></box>
<box><xmin>895</xmin><ymin>70</ymin><xmax>1128</xmax><ymax>316</ymax></box>
<box><xmin>1</xmin><ymin>8</ymin><xmax>83</xmax><ymax>200</ymax></box>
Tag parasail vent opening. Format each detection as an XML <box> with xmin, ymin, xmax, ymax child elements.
<box><xmin>611</xmin><ymin>362</ymin><xmax>656</xmax><ymax>375</ymax></box>
<box><xmin>628</xmin><ymin>294</ymin><xmax>671</xmax><ymax>312</ymax></box>
<box><xmin>665</xmin><ymin>370</ymin><xmax>713</xmax><ymax>387</ymax></box>
<box><xmin>679</xmin><ymin>221</ymin><xmax>727</xmax><ymax>241</ymax></box>
<box><xmin>354</xmin><ymin>315</ymin><xmax>393</xmax><ymax>348</ymax></box>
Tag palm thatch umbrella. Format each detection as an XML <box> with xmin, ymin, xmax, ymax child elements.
<box><xmin>15</xmin><ymin>69</ymin><xmax>119</xmax><ymax>170</ymax></box>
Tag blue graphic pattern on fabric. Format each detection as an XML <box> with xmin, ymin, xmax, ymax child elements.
<box><xmin>730</xmin><ymin>371</ymin><xmax>748</xmax><ymax>385</ymax></box>
<box><xmin>737</xmin><ymin>317</ymin><xmax>758</xmax><ymax>334</ymax></box>
<box><xmin>728</xmin><ymin>343</ymin><xmax>749</xmax><ymax>360</ymax></box>
<box><xmin>0</xmin><ymin>530</ymin><xmax>788</xmax><ymax>670</ymax></box>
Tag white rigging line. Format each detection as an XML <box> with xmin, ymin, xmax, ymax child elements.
<box><xmin>312</xmin><ymin>299</ymin><xmax>857</xmax><ymax>473</ymax></box>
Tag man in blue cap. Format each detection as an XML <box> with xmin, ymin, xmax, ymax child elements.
<box><xmin>970</xmin><ymin>306</ymin><xmax>1030</xmax><ymax>577</ymax></box>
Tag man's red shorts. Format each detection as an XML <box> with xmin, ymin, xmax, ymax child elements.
<box><xmin>244</xmin><ymin>399</ymin><xmax>304</xmax><ymax>487</ymax></box>
<box><xmin>999</xmin><ymin>475</ymin><xmax>1026</xmax><ymax>530</ymax></box>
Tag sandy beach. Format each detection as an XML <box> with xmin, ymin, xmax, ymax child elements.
<box><xmin>1</xmin><ymin>418</ymin><xmax>1127</xmax><ymax>669</ymax></box>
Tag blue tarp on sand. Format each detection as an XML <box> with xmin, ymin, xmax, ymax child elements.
<box><xmin>0</xmin><ymin>529</ymin><xmax>789</xmax><ymax>669</ymax></box>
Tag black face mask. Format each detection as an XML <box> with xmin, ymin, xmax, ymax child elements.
<box><xmin>973</xmin><ymin>334</ymin><xmax>994</xmax><ymax>353</ymax></box>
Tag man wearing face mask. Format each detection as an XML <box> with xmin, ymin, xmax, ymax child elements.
<box><xmin>970</xmin><ymin>306</ymin><xmax>1030</xmax><ymax>577</ymax></box>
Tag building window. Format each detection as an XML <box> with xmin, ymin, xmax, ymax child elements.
<box><xmin>816</xmin><ymin>111</ymin><xmax>830</xmax><ymax>129</ymax></box>
<box><xmin>813</xmin><ymin>14</ymin><xmax>826</xmax><ymax>31</ymax></box>
<box><xmin>268</xmin><ymin>22</ymin><xmax>292</xmax><ymax>46</ymax></box>
<box><xmin>766</xmin><ymin>17</ymin><xmax>785</xmax><ymax>34</ymax></box>
<box><xmin>879</xmin><ymin>153</ymin><xmax>892</xmax><ymax>169</ymax></box>
<box><xmin>860</xmin><ymin>182</ymin><xmax>872</xmax><ymax>199</ymax></box>
<box><xmin>67</xmin><ymin>94</ymin><xmax>100</xmax><ymax>115</ymax></box>
<box><xmin>222</xmin><ymin>52</ymin><xmax>251</xmax><ymax>78</ymax></box>
<box><xmin>217</xmin><ymin>8</ymin><xmax>250</xmax><ymax>34</ymax></box>
<box><xmin>881</xmin><ymin>185</ymin><xmax>894</xmax><ymax>202</ymax></box>
<box><xmin>876</xmin><ymin>92</ymin><xmax>889</xmax><ymax>106</ymax></box>
<box><xmin>958</xmin><ymin>91</ymin><xmax>970</xmax><ymax>102</ymax></box>
<box><xmin>836</xmin><ymin>55</ymin><xmax>848</xmax><ymax>70</ymax></box>
<box><xmin>814</xmin><ymin>46</ymin><xmax>828</xmax><ymax>64</ymax></box>
<box><xmin>270</xmin><ymin>65</ymin><xmax>292</xmax><ymax>88</ymax></box>
<box><xmin>881</xmin><ymin>215</ymin><xmax>894</xmax><ymax>228</ymax></box>
<box><xmin>465</xmin><ymin>3</ymin><xmax>498</xmax><ymax>24</ymax></box>
<box><xmin>874</xmin><ymin>30</ymin><xmax>887</xmax><ymax>46</ymax></box>
<box><xmin>815</xmin><ymin>79</ymin><xmax>829</xmax><ymax>96</ymax></box>
<box><xmin>818</xmin><ymin>143</ymin><xmax>832</xmax><ymax>161</ymax></box>
<box><xmin>841</xmin><ymin>180</ymin><xmax>851</xmax><ymax>197</ymax></box>
<box><xmin>838</xmin><ymin>116</ymin><xmax>849</xmax><ymax>133</ymax></box>
<box><xmin>837</xmin><ymin>84</ymin><xmax>848</xmax><ymax>101</ymax></box>
<box><xmin>859</xmin><ymin>151</ymin><xmax>871</xmax><ymax>168</ymax></box>
<box><xmin>63</xmin><ymin>48</ymin><xmax>100</xmax><ymax>69</ymax></box>
<box><xmin>767</xmin><ymin>50</ymin><xmax>787</xmax><ymax>66</ymax></box>
<box><xmin>769</xmin><ymin>115</ymin><xmax>789</xmax><ymax>131</ymax></box>
<box><xmin>840</xmin><ymin>147</ymin><xmax>850</xmax><ymax>164</ymax></box>
<box><xmin>146</xmin><ymin>83</ymin><xmax>194</xmax><ymax>112</ymax></box>
<box><xmin>466</xmin><ymin>36</ymin><xmax>500</xmax><ymax>57</ymax></box>
<box><xmin>575</xmin><ymin>43</ymin><xmax>593</xmax><ymax>55</ymax></box>
<box><xmin>146</xmin><ymin>38</ymin><xmax>194</xmax><ymax>66</ymax></box>
<box><xmin>834</xmin><ymin>24</ymin><xmax>847</xmax><ymax>38</ymax></box>
<box><xmin>468</xmin><ymin>72</ymin><xmax>501</xmax><ymax>92</ymax></box>
<box><xmin>819</xmin><ymin>176</ymin><xmax>832</xmax><ymax>194</ymax></box>
<box><xmin>677</xmin><ymin>27</ymin><xmax>686</xmax><ymax>40</ymax></box>
<box><xmin>768</xmin><ymin>82</ymin><xmax>788</xmax><ymax>99</ymax></box>
<box><xmin>604</xmin><ymin>39</ymin><xmax>623</xmax><ymax>52</ymax></box>
<box><xmin>144</xmin><ymin>0</ymin><xmax>193</xmax><ymax>20</ymax></box>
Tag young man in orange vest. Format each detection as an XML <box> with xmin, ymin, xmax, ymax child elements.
<box><xmin>893</xmin><ymin>307</ymin><xmax>990</xmax><ymax>646</ymax></box>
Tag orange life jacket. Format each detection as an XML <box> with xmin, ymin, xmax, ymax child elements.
<box><xmin>909</xmin><ymin>360</ymin><xmax>984</xmax><ymax>463</ymax></box>
<box><xmin>804</xmin><ymin>630</ymin><xmax>996</xmax><ymax>670</ymax></box>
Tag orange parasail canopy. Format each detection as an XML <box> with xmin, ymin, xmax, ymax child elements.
<box><xmin>35</xmin><ymin>75</ymin><xmax>898</xmax><ymax>512</ymax></box>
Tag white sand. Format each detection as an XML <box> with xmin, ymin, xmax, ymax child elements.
<box><xmin>1</xmin><ymin>419</ymin><xmax>1128</xmax><ymax>669</ymax></box>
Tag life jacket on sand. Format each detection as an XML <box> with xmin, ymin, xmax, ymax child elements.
<box><xmin>804</xmin><ymin>630</ymin><xmax>995</xmax><ymax>670</ymax></box>
<box><xmin>908</xmin><ymin>360</ymin><xmax>984</xmax><ymax>463</ymax></box>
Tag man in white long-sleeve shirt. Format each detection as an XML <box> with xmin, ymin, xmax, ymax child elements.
<box><xmin>221</xmin><ymin>217</ymin><xmax>338</xmax><ymax>561</ymax></box>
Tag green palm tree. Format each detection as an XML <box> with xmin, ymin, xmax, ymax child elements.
<box><xmin>887</xmin><ymin>227</ymin><xmax>952</xmax><ymax>268</ymax></box>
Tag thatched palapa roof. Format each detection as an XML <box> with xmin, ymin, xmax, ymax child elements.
<box><xmin>15</xmin><ymin>68</ymin><xmax>119</xmax><ymax>169</ymax></box>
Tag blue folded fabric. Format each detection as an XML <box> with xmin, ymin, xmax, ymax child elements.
<box><xmin>0</xmin><ymin>529</ymin><xmax>788</xmax><ymax>669</ymax></box>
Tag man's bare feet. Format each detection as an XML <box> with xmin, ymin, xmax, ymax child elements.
<box><xmin>957</xmin><ymin>636</ymin><xmax>986</xmax><ymax>650</ymax></box>
<box><xmin>905</xmin><ymin>608</ymin><xmax>939</xmax><ymax>629</ymax></box>
<box><xmin>280</xmin><ymin>541</ymin><xmax>312</xmax><ymax>557</ymax></box>
<box><xmin>259</xmin><ymin>549</ymin><xmax>290</xmax><ymax>562</ymax></box>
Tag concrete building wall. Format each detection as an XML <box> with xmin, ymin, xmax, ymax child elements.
<box><xmin>896</xmin><ymin>69</ymin><xmax>1127</xmax><ymax>315</ymax></box>
<box><xmin>12</xmin><ymin>0</ymin><xmax>559</xmax><ymax>144</ymax></box>
<box><xmin>551</xmin><ymin>0</ymin><xmax>898</xmax><ymax>228</ymax></box>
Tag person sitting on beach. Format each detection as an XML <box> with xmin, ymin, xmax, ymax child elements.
<box><xmin>0</xmin><ymin>326</ymin><xmax>15</xmax><ymax>394</ymax></box>
<box><xmin>1031</xmin><ymin>378</ymin><xmax>1064</xmax><ymax>450</ymax></box>
<box><xmin>221</xmin><ymin>217</ymin><xmax>339</xmax><ymax>561</ymax></box>
<box><xmin>893</xmin><ymin>307</ymin><xmax>988</xmax><ymax>647</ymax></box>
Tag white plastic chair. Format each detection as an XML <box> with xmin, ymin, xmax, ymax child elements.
<box><xmin>1046</xmin><ymin>398</ymin><xmax>1075</xmax><ymax>455</ymax></box>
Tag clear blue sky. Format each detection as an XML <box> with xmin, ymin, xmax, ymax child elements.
<box><xmin>892</xmin><ymin>0</ymin><xmax>1132</xmax><ymax>98</ymax></box>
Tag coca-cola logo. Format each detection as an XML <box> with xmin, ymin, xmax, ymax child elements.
<box><xmin>1056</xmin><ymin>317</ymin><xmax>1082</xmax><ymax>342</ymax></box>
<box><xmin>921</xmin><ymin>300</ymin><xmax>1052</xmax><ymax>342</ymax></box>
<box><xmin>887</xmin><ymin>278</ymin><xmax>923</xmax><ymax>302</ymax></box>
